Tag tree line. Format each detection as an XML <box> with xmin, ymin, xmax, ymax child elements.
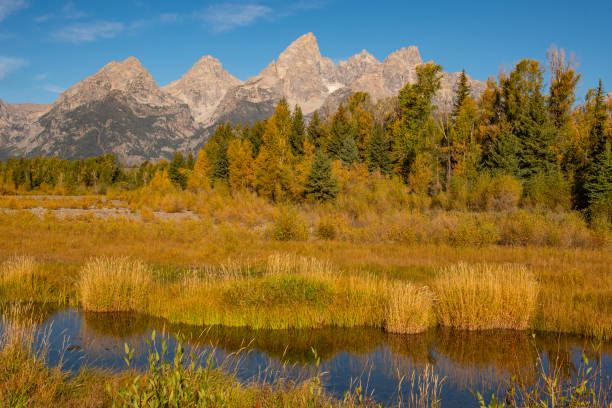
<box><xmin>1</xmin><ymin>47</ymin><xmax>611</xmax><ymax>222</ymax></box>
<box><xmin>191</xmin><ymin>47</ymin><xmax>611</xmax><ymax>221</ymax></box>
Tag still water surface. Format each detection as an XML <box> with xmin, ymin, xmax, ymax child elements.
<box><xmin>9</xmin><ymin>307</ymin><xmax>612</xmax><ymax>407</ymax></box>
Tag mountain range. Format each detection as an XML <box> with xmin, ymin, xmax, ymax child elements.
<box><xmin>0</xmin><ymin>33</ymin><xmax>486</xmax><ymax>164</ymax></box>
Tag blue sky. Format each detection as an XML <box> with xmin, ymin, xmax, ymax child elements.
<box><xmin>0</xmin><ymin>0</ymin><xmax>611</xmax><ymax>104</ymax></box>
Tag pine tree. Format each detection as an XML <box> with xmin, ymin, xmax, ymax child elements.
<box><xmin>327</xmin><ymin>104</ymin><xmax>353</xmax><ymax>159</ymax></box>
<box><xmin>502</xmin><ymin>59</ymin><xmax>558</xmax><ymax>178</ymax></box>
<box><xmin>486</xmin><ymin>126</ymin><xmax>521</xmax><ymax>177</ymax></box>
<box><xmin>396</xmin><ymin>62</ymin><xmax>442</xmax><ymax>179</ymax></box>
<box><xmin>195</xmin><ymin>123</ymin><xmax>235</xmax><ymax>184</ymax></box>
<box><xmin>347</xmin><ymin>92</ymin><xmax>373</xmax><ymax>159</ymax></box>
<box><xmin>186</xmin><ymin>152</ymin><xmax>195</xmax><ymax>170</ymax></box>
<box><xmin>589</xmin><ymin>80</ymin><xmax>608</xmax><ymax>155</ymax></box>
<box><xmin>307</xmin><ymin>110</ymin><xmax>326</xmax><ymax>149</ymax></box>
<box><xmin>246</xmin><ymin>120</ymin><xmax>265</xmax><ymax>157</ymax></box>
<box><xmin>304</xmin><ymin>151</ymin><xmax>339</xmax><ymax>201</ymax></box>
<box><xmin>339</xmin><ymin>135</ymin><xmax>359</xmax><ymax>167</ymax></box>
<box><xmin>583</xmin><ymin>80</ymin><xmax>612</xmax><ymax>219</ymax></box>
<box><xmin>168</xmin><ymin>152</ymin><xmax>187</xmax><ymax>189</ymax></box>
<box><xmin>368</xmin><ymin>124</ymin><xmax>392</xmax><ymax>174</ymax></box>
<box><xmin>452</xmin><ymin>69</ymin><xmax>471</xmax><ymax>120</ymax></box>
<box><xmin>290</xmin><ymin>105</ymin><xmax>306</xmax><ymax>156</ymax></box>
<box><xmin>584</xmin><ymin>141</ymin><xmax>612</xmax><ymax>221</ymax></box>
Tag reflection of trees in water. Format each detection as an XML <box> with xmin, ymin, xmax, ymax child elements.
<box><xmin>34</xmin><ymin>307</ymin><xmax>611</xmax><ymax>399</ymax></box>
<box><xmin>432</xmin><ymin>329</ymin><xmax>539</xmax><ymax>389</ymax></box>
<box><xmin>81</xmin><ymin>310</ymin><xmax>161</xmax><ymax>338</ymax></box>
<box><xmin>76</xmin><ymin>310</ymin><xmax>171</xmax><ymax>365</ymax></box>
<box><xmin>535</xmin><ymin>332</ymin><xmax>612</xmax><ymax>382</ymax></box>
<box><xmin>175</xmin><ymin>325</ymin><xmax>387</xmax><ymax>364</ymax></box>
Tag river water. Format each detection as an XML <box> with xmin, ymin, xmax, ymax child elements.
<box><xmin>6</xmin><ymin>306</ymin><xmax>612</xmax><ymax>407</ymax></box>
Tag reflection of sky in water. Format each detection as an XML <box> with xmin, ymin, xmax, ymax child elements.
<box><xmin>6</xmin><ymin>308</ymin><xmax>612</xmax><ymax>408</ymax></box>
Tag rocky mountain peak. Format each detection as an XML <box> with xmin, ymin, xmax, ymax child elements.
<box><xmin>162</xmin><ymin>55</ymin><xmax>242</xmax><ymax>125</ymax></box>
<box><xmin>187</xmin><ymin>56</ymin><xmax>229</xmax><ymax>76</ymax></box>
<box><xmin>337</xmin><ymin>49</ymin><xmax>380</xmax><ymax>85</ymax></box>
<box><xmin>55</xmin><ymin>56</ymin><xmax>173</xmax><ymax>111</ymax></box>
<box><xmin>97</xmin><ymin>56</ymin><xmax>156</xmax><ymax>88</ymax></box>
<box><xmin>384</xmin><ymin>46</ymin><xmax>422</xmax><ymax>67</ymax></box>
<box><xmin>276</xmin><ymin>32</ymin><xmax>325</xmax><ymax>79</ymax></box>
<box><xmin>283</xmin><ymin>32</ymin><xmax>319</xmax><ymax>54</ymax></box>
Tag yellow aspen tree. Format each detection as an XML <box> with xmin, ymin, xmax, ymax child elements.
<box><xmin>227</xmin><ymin>139</ymin><xmax>255</xmax><ymax>191</ymax></box>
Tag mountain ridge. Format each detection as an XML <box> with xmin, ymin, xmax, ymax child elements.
<box><xmin>0</xmin><ymin>33</ymin><xmax>486</xmax><ymax>164</ymax></box>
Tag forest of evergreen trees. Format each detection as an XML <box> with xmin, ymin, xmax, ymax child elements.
<box><xmin>1</xmin><ymin>48</ymin><xmax>611</xmax><ymax>223</ymax></box>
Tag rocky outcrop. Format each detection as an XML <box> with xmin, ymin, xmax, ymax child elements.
<box><xmin>162</xmin><ymin>56</ymin><xmax>242</xmax><ymax>126</ymax></box>
<box><xmin>0</xmin><ymin>98</ymin><xmax>48</xmax><ymax>158</ymax></box>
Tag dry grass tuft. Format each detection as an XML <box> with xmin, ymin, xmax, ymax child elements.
<box><xmin>266</xmin><ymin>253</ymin><xmax>333</xmax><ymax>278</ymax></box>
<box><xmin>385</xmin><ymin>283</ymin><xmax>435</xmax><ymax>334</ymax></box>
<box><xmin>434</xmin><ymin>263</ymin><xmax>539</xmax><ymax>330</ymax></box>
<box><xmin>0</xmin><ymin>255</ymin><xmax>37</xmax><ymax>285</ymax></box>
<box><xmin>79</xmin><ymin>256</ymin><xmax>153</xmax><ymax>312</ymax></box>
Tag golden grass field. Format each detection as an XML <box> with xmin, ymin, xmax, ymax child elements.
<box><xmin>0</xmin><ymin>191</ymin><xmax>610</xmax><ymax>407</ymax></box>
<box><xmin>0</xmin><ymin>200</ymin><xmax>610</xmax><ymax>338</ymax></box>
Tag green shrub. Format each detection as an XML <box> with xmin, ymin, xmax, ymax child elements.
<box><xmin>269</xmin><ymin>209</ymin><xmax>309</xmax><ymax>241</ymax></box>
<box><xmin>453</xmin><ymin>218</ymin><xmax>499</xmax><ymax>247</ymax></box>
<box><xmin>523</xmin><ymin>171</ymin><xmax>572</xmax><ymax>211</ymax></box>
<box><xmin>226</xmin><ymin>275</ymin><xmax>331</xmax><ymax>307</ymax></box>
<box><xmin>315</xmin><ymin>219</ymin><xmax>337</xmax><ymax>240</ymax></box>
<box><xmin>448</xmin><ymin>176</ymin><xmax>469</xmax><ymax>210</ymax></box>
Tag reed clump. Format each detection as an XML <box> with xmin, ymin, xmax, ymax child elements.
<box><xmin>385</xmin><ymin>283</ymin><xmax>435</xmax><ymax>334</ymax></box>
<box><xmin>78</xmin><ymin>256</ymin><xmax>153</xmax><ymax>312</ymax></box>
<box><xmin>0</xmin><ymin>255</ymin><xmax>37</xmax><ymax>288</ymax></box>
<box><xmin>0</xmin><ymin>256</ymin><xmax>52</xmax><ymax>302</ymax></box>
<box><xmin>434</xmin><ymin>263</ymin><xmax>539</xmax><ymax>330</ymax></box>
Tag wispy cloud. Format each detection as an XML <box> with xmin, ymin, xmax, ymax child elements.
<box><xmin>34</xmin><ymin>14</ymin><xmax>52</xmax><ymax>22</ymax></box>
<box><xmin>35</xmin><ymin>1</ymin><xmax>87</xmax><ymax>23</ymax></box>
<box><xmin>0</xmin><ymin>0</ymin><xmax>28</xmax><ymax>21</ymax></box>
<box><xmin>60</xmin><ymin>2</ymin><xmax>87</xmax><ymax>19</ymax></box>
<box><xmin>201</xmin><ymin>3</ymin><xmax>272</xmax><ymax>33</ymax></box>
<box><xmin>128</xmin><ymin>12</ymin><xmax>183</xmax><ymax>31</ymax></box>
<box><xmin>0</xmin><ymin>56</ymin><xmax>27</xmax><ymax>79</ymax></box>
<box><xmin>34</xmin><ymin>73</ymin><xmax>47</xmax><ymax>81</ymax></box>
<box><xmin>52</xmin><ymin>21</ymin><xmax>124</xmax><ymax>43</ymax></box>
<box><xmin>43</xmin><ymin>84</ymin><xmax>65</xmax><ymax>94</ymax></box>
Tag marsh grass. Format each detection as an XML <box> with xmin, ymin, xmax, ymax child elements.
<box><xmin>385</xmin><ymin>284</ymin><xmax>435</xmax><ymax>334</ymax></box>
<box><xmin>401</xmin><ymin>364</ymin><xmax>445</xmax><ymax>408</ymax></box>
<box><xmin>0</xmin><ymin>256</ymin><xmax>38</xmax><ymax>296</ymax></box>
<box><xmin>476</xmin><ymin>340</ymin><xmax>612</xmax><ymax>408</ymax></box>
<box><xmin>0</xmin><ymin>255</ymin><xmax>61</xmax><ymax>303</ymax></box>
<box><xmin>150</xmin><ymin>253</ymin><xmax>388</xmax><ymax>330</ymax></box>
<box><xmin>0</xmin><ymin>205</ymin><xmax>609</xmax><ymax>338</ymax></box>
<box><xmin>434</xmin><ymin>263</ymin><xmax>539</xmax><ymax>330</ymax></box>
<box><xmin>79</xmin><ymin>256</ymin><xmax>153</xmax><ymax>312</ymax></box>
